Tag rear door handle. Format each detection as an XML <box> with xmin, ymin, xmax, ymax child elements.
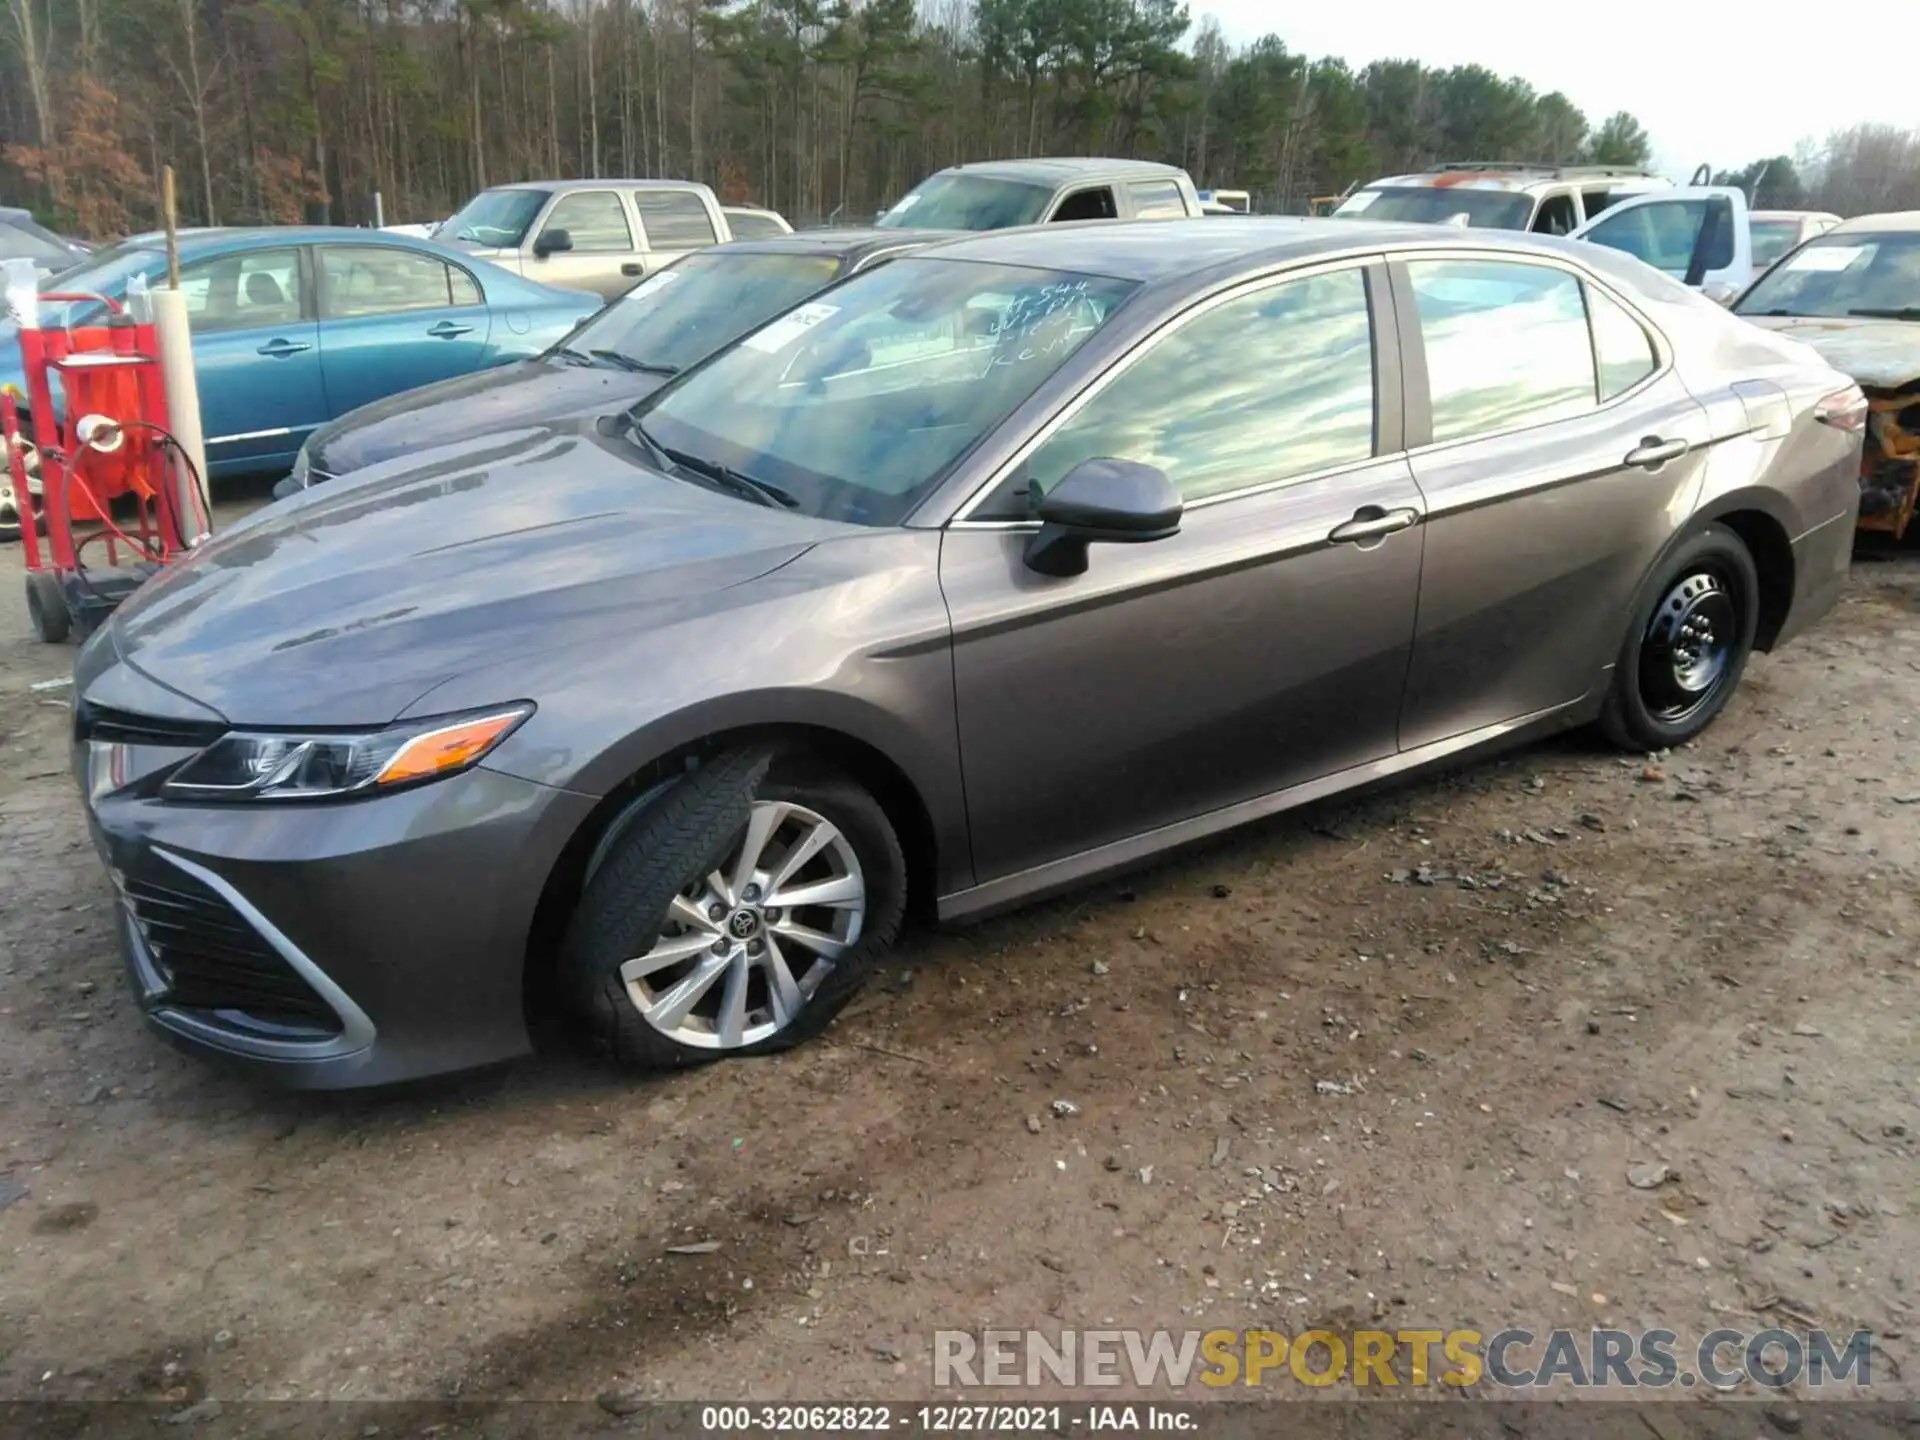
<box><xmin>620</xmin><ymin>262</ymin><xmax>645</xmax><ymax>276</ymax></box>
<box><xmin>428</xmin><ymin>321</ymin><xmax>475</xmax><ymax>339</ymax></box>
<box><xmin>257</xmin><ymin>338</ymin><xmax>311</xmax><ymax>357</ymax></box>
<box><xmin>1328</xmin><ymin>506</ymin><xmax>1420</xmax><ymax>545</ymax></box>
<box><xmin>1624</xmin><ymin>436</ymin><xmax>1689</xmax><ymax>469</ymax></box>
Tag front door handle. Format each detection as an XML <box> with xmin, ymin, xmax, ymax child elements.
<box><xmin>257</xmin><ymin>338</ymin><xmax>311</xmax><ymax>357</ymax></box>
<box><xmin>620</xmin><ymin>262</ymin><xmax>645</xmax><ymax>276</ymax></box>
<box><xmin>1624</xmin><ymin>436</ymin><xmax>1689</xmax><ymax>469</ymax></box>
<box><xmin>1328</xmin><ymin>506</ymin><xmax>1420</xmax><ymax>545</ymax></box>
<box><xmin>428</xmin><ymin>321</ymin><xmax>475</xmax><ymax>339</ymax></box>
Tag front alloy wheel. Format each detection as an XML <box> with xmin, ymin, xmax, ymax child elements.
<box><xmin>621</xmin><ymin>800</ymin><xmax>866</xmax><ymax>1050</ymax></box>
<box><xmin>562</xmin><ymin>749</ymin><xmax>906</xmax><ymax>1070</ymax></box>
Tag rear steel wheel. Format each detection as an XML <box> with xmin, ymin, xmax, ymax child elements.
<box><xmin>1600</xmin><ymin>524</ymin><xmax>1758</xmax><ymax>752</ymax></box>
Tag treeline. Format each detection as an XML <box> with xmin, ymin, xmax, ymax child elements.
<box><xmin>1</xmin><ymin>0</ymin><xmax>1913</xmax><ymax>242</ymax></box>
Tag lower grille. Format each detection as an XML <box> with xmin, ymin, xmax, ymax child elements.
<box><xmin>121</xmin><ymin>870</ymin><xmax>341</xmax><ymax>1035</ymax></box>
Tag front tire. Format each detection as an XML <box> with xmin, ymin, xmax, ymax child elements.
<box><xmin>1599</xmin><ymin>524</ymin><xmax>1758</xmax><ymax>751</ymax></box>
<box><xmin>560</xmin><ymin>748</ymin><xmax>906</xmax><ymax>1071</ymax></box>
<box><xmin>25</xmin><ymin>570</ymin><xmax>70</xmax><ymax>644</ymax></box>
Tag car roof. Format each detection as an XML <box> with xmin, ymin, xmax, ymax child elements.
<box><xmin>1753</xmin><ymin>210</ymin><xmax>1842</xmax><ymax>223</ymax></box>
<box><xmin>712</xmin><ymin>226</ymin><xmax>961</xmax><ymax>262</ymax></box>
<box><xmin>914</xmin><ymin>215</ymin><xmax>1668</xmax><ymax>289</ymax></box>
<box><xmin>1830</xmin><ymin>211</ymin><xmax>1920</xmax><ymax>234</ymax></box>
<box><xmin>1363</xmin><ymin>164</ymin><xmax>1664</xmax><ymax>194</ymax></box>
<box><xmin>935</xmin><ymin>156</ymin><xmax>1186</xmax><ymax>184</ymax></box>
<box><xmin>112</xmin><ymin>225</ymin><xmax>468</xmax><ymax>253</ymax></box>
<box><xmin>485</xmin><ymin>179</ymin><xmax>714</xmax><ymax>195</ymax></box>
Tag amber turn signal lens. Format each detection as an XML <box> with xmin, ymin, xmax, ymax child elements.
<box><xmin>374</xmin><ymin>710</ymin><xmax>527</xmax><ymax>786</ymax></box>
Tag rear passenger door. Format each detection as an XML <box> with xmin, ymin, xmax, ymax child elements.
<box><xmin>535</xmin><ymin>188</ymin><xmax>638</xmax><ymax>298</ymax></box>
<box><xmin>633</xmin><ymin>190</ymin><xmax>719</xmax><ymax>276</ymax></box>
<box><xmin>1393</xmin><ymin>255</ymin><xmax>1714</xmax><ymax>750</ymax></box>
<box><xmin>315</xmin><ymin>243</ymin><xmax>493</xmax><ymax>419</ymax></box>
<box><xmin>940</xmin><ymin>262</ymin><xmax>1427</xmax><ymax>884</ymax></box>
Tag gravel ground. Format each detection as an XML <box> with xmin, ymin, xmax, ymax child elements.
<box><xmin>0</xmin><ymin>496</ymin><xmax>1914</xmax><ymax>1422</ymax></box>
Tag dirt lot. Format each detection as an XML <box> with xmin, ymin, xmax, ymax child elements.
<box><xmin>0</xmin><ymin>494</ymin><xmax>1915</xmax><ymax>1420</ymax></box>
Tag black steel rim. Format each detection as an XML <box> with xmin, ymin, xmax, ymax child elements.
<box><xmin>1639</xmin><ymin>566</ymin><xmax>1739</xmax><ymax>724</ymax></box>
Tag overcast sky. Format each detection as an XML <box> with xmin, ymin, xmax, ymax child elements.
<box><xmin>1200</xmin><ymin>0</ymin><xmax>1904</xmax><ymax>177</ymax></box>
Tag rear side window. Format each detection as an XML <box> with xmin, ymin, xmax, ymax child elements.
<box><xmin>1408</xmin><ymin>260</ymin><xmax>1596</xmax><ymax>443</ymax></box>
<box><xmin>1017</xmin><ymin>268</ymin><xmax>1376</xmax><ymax>506</ymax></box>
<box><xmin>321</xmin><ymin>247</ymin><xmax>466</xmax><ymax>318</ymax></box>
<box><xmin>727</xmin><ymin>212</ymin><xmax>789</xmax><ymax>240</ymax></box>
<box><xmin>545</xmin><ymin>191</ymin><xmax>633</xmax><ymax>252</ymax></box>
<box><xmin>1129</xmin><ymin>180</ymin><xmax>1187</xmax><ymax>220</ymax></box>
<box><xmin>636</xmin><ymin>190</ymin><xmax>718</xmax><ymax>248</ymax></box>
<box><xmin>1587</xmin><ymin>287</ymin><xmax>1658</xmax><ymax>400</ymax></box>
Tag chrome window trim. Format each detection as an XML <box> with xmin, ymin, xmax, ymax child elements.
<box><xmin>1391</xmin><ymin>247</ymin><xmax>1674</xmax><ymax>460</ymax></box>
<box><xmin>948</xmin><ymin>253</ymin><xmax>1390</xmax><ymax>527</ymax></box>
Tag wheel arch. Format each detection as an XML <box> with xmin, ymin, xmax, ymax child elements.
<box><xmin>1687</xmin><ymin>493</ymin><xmax>1797</xmax><ymax>651</ymax></box>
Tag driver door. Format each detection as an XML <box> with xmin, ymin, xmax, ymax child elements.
<box><xmin>1571</xmin><ymin>187</ymin><xmax>1753</xmax><ymax>301</ymax></box>
<box><xmin>938</xmin><ymin>261</ymin><xmax>1427</xmax><ymax>890</ymax></box>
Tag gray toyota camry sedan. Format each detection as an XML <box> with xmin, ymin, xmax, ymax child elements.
<box><xmin>72</xmin><ymin>218</ymin><xmax>1864</xmax><ymax>1088</ymax></box>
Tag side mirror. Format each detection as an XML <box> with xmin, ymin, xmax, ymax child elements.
<box><xmin>1023</xmin><ymin>458</ymin><xmax>1182</xmax><ymax>577</ymax></box>
<box><xmin>533</xmin><ymin>227</ymin><xmax>573</xmax><ymax>258</ymax></box>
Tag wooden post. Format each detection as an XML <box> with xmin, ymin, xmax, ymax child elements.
<box><xmin>162</xmin><ymin>165</ymin><xmax>181</xmax><ymax>290</ymax></box>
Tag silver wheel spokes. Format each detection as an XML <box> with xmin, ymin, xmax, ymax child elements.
<box><xmin>618</xmin><ymin>800</ymin><xmax>865</xmax><ymax>1049</ymax></box>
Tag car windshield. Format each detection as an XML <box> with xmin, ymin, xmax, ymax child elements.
<box><xmin>1735</xmin><ymin>232</ymin><xmax>1920</xmax><ymax>320</ymax></box>
<box><xmin>636</xmin><ymin>257</ymin><xmax>1138</xmax><ymax>525</ymax></box>
<box><xmin>876</xmin><ymin>175</ymin><xmax>1051</xmax><ymax>231</ymax></box>
<box><xmin>1333</xmin><ymin>186</ymin><xmax>1533</xmax><ymax>230</ymax></box>
<box><xmin>27</xmin><ymin>241</ymin><xmax>162</xmax><ymax>326</ymax></box>
<box><xmin>1750</xmin><ymin>219</ymin><xmax>1803</xmax><ymax>269</ymax></box>
<box><xmin>566</xmin><ymin>251</ymin><xmax>843</xmax><ymax>373</ymax></box>
<box><xmin>444</xmin><ymin>188</ymin><xmax>549</xmax><ymax>246</ymax></box>
<box><xmin>0</xmin><ymin>215</ymin><xmax>74</xmax><ymax>268</ymax></box>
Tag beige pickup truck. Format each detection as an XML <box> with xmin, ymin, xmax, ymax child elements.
<box><xmin>440</xmin><ymin>180</ymin><xmax>786</xmax><ymax>300</ymax></box>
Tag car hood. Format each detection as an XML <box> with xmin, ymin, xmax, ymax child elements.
<box><xmin>1742</xmin><ymin>315</ymin><xmax>1920</xmax><ymax>389</ymax></box>
<box><xmin>107</xmin><ymin>422</ymin><xmax>849</xmax><ymax>727</ymax></box>
<box><xmin>307</xmin><ymin>359</ymin><xmax>667</xmax><ymax>476</ymax></box>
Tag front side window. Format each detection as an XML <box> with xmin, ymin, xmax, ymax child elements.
<box><xmin>635</xmin><ymin>191</ymin><xmax>718</xmax><ymax>249</ymax></box>
<box><xmin>320</xmin><ymin>247</ymin><xmax>463</xmax><ymax>319</ymax></box>
<box><xmin>875</xmin><ymin>175</ymin><xmax>1052</xmax><ymax>231</ymax></box>
<box><xmin>1129</xmin><ymin>180</ymin><xmax>1187</xmax><ymax>220</ymax></box>
<box><xmin>570</xmin><ymin>251</ymin><xmax>842</xmax><ymax>373</ymax></box>
<box><xmin>443</xmin><ymin>188</ymin><xmax>549</xmax><ymax>247</ymax></box>
<box><xmin>637</xmin><ymin>258</ymin><xmax>1138</xmax><ymax>526</ymax></box>
<box><xmin>1734</xmin><ymin>231</ymin><xmax>1920</xmax><ymax>320</ymax></box>
<box><xmin>1580</xmin><ymin>198</ymin><xmax>1733</xmax><ymax>276</ymax></box>
<box><xmin>181</xmin><ymin>248</ymin><xmax>304</xmax><ymax>332</ymax></box>
<box><xmin>1006</xmin><ymin>268</ymin><xmax>1375</xmax><ymax>510</ymax></box>
<box><xmin>544</xmin><ymin>191</ymin><xmax>633</xmax><ymax>252</ymax></box>
<box><xmin>1409</xmin><ymin>260</ymin><xmax>1596</xmax><ymax>443</ymax></box>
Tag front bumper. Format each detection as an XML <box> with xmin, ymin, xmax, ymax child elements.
<box><xmin>85</xmin><ymin>758</ymin><xmax>595</xmax><ymax>1089</ymax></box>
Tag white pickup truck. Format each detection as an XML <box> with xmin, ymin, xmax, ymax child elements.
<box><xmin>439</xmin><ymin>179</ymin><xmax>783</xmax><ymax>300</ymax></box>
<box><xmin>1332</xmin><ymin>164</ymin><xmax>1755</xmax><ymax>301</ymax></box>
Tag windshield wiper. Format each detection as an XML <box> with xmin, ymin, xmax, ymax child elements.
<box><xmin>552</xmin><ymin>344</ymin><xmax>596</xmax><ymax>367</ymax></box>
<box><xmin>644</xmin><ymin>432</ymin><xmax>797</xmax><ymax>509</ymax></box>
<box><xmin>1848</xmin><ymin>307</ymin><xmax>1920</xmax><ymax>320</ymax></box>
<box><xmin>589</xmin><ymin>349</ymin><xmax>679</xmax><ymax>376</ymax></box>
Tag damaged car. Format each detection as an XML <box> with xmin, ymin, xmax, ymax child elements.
<box><xmin>1733</xmin><ymin>212</ymin><xmax>1920</xmax><ymax>536</ymax></box>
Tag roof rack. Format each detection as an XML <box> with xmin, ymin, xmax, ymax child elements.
<box><xmin>1431</xmin><ymin>161</ymin><xmax>1660</xmax><ymax>179</ymax></box>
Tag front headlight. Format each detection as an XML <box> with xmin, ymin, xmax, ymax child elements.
<box><xmin>160</xmin><ymin>704</ymin><xmax>532</xmax><ymax>802</ymax></box>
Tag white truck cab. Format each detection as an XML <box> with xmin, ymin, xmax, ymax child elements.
<box><xmin>1333</xmin><ymin>163</ymin><xmax>1753</xmax><ymax>299</ymax></box>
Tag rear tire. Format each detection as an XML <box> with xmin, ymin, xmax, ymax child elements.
<box><xmin>560</xmin><ymin>748</ymin><xmax>907</xmax><ymax>1072</ymax></box>
<box><xmin>25</xmin><ymin>570</ymin><xmax>70</xmax><ymax>644</ymax></box>
<box><xmin>1599</xmin><ymin>524</ymin><xmax>1758</xmax><ymax>751</ymax></box>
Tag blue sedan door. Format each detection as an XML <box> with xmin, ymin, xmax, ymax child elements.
<box><xmin>315</xmin><ymin>243</ymin><xmax>494</xmax><ymax>418</ymax></box>
<box><xmin>181</xmin><ymin>245</ymin><xmax>327</xmax><ymax>474</ymax></box>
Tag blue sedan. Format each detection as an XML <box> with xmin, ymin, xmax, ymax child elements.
<box><xmin>2</xmin><ymin>227</ymin><xmax>601</xmax><ymax>480</ymax></box>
